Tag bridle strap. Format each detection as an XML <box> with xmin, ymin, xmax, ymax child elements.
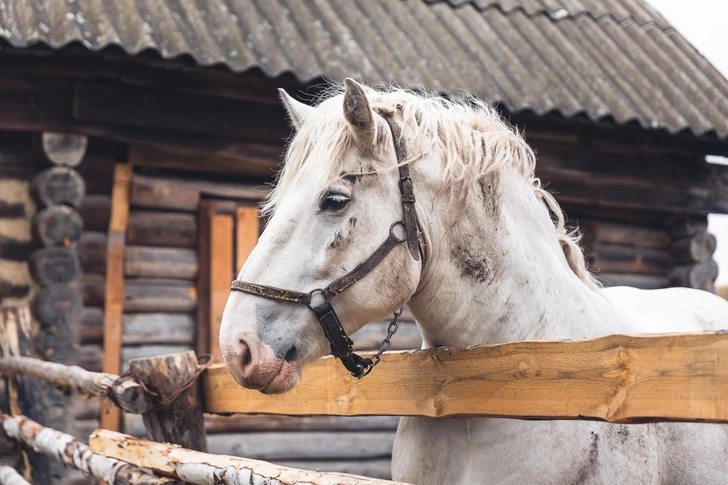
<box><xmin>231</xmin><ymin>115</ymin><xmax>422</xmax><ymax>378</ymax></box>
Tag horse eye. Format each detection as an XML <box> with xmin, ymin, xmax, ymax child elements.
<box><xmin>320</xmin><ymin>193</ymin><xmax>350</xmax><ymax>211</ymax></box>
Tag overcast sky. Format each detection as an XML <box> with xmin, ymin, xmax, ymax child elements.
<box><xmin>646</xmin><ymin>0</ymin><xmax>728</xmax><ymax>285</ymax></box>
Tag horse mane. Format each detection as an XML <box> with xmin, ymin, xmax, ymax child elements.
<box><xmin>263</xmin><ymin>83</ymin><xmax>598</xmax><ymax>290</ymax></box>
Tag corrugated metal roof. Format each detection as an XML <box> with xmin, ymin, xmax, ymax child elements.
<box><xmin>0</xmin><ymin>0</ymin><xmax>726</xmax><ymax>139</ymax></box>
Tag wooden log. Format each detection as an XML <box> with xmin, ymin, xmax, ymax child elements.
<box><xmin>204</xmin><ymin>331</ymin><xmax>728</xmax><ymax>423</ymax></box>
<box><xmin>102</xmin><ymin>164</ymin><xmax>131</xmax><ymax>433</ymax></box>
<box><xmin>0</xmin><ymin>280</ymin><xmax>29</xmax><ymax>302</ymax></box>
<box><xmin>670</xmin><ymin>233</ymin><xmax>717</xmax><ymax>263</ymax></box>
<box><xmin>595</xmin><ymin>273</ymin><xmax>669</xmax><ymax>289</ymax></box>
<box><xmin>0</xmin><ymin>201</ymin><xmax>25</xmax><ymax>219</ymax></box>
<box><xmin>130</xmin><ymin>173</ymin><xmax>266</xmax><ymax>212</ymax></box>
<box><xmin>0</xmin><ymin>357</ymin><xmax>151</xmax><ymax>415</ymax></box>
<box><xmin>127</xmin><ymin>212</ymin><xmax>197</xmax><ymax>248</ymax></box>
<box><xmin>579</xmin><ymin>220</ymin><xmax>670</xmax><ymax>249</ymax></box>
<box><xmin>353</xmin><ymin>321</ymin><xmax>422</xmax><ymax>351</ymax></box>
<box><xmin>1</xmin><ymin>415</ymin><xmax>177</xmax><ymax>484</ymax></box>
<box><xmin>89</xmin><ymin>430</ymin><xmax>409</xmax><ymax>485</ymax></box>
<box><xmin>668</xmin><ymin>261</ymin><xmax>719</xmax><ymax>290</ymax></box>
<box><xmin>77</xmin><ymin>195</ymin><xmax>110</xmax><ymax>232</ymax></box>
<box><xmin>32</xmin><ymin>205</ymin><xmax>84</xmax><ymax>247</ymax></box>
<box><xmin>32</xmin><ymin>132</ymin><xmax>88</xmax><ymax>167</ymax></box>
<box><xmin>29</xmin><ymin>246</ymin><xmax>80</xmax><ymax>286</ymax></box>
<box><xmin>0</xmin><ymin>304</ymin><xmax>66</xmax><ymax>482</ymax></box>
<box><xmin>0</xmin><ymin>466</ymin><xmax>30</xmax><ymax>485</ymax></box>
<box><xmin>125</xmin><ymin>246</ymin><xmax>198</xmax><ymax>279</ymax></box>
<box><xmin>128</xmin><ymin>351</ymin><xmax>207</xmax><ymax>452</ymax></box>
<box><xmin>207</xmin><ymin>431</ymin><xmax>395</xmax><ymax>461</ymax></box>
<box><xmin>0</xmin><ymin>236</ymin><xmax>33</xmax><ymax>262</ymax></box>
<box><xmin>77</xmin><ymin>307</ymin><xmax>103</xmax><ymax>344</ymax></box>
<box><xmin>123</xmin><ymin>283</ymin><xmax>197</xmax><ymax>313</ymax></box>
<box><xmin>210</xmin><ymin>415</ymin><xmax>399</xmax><ymax>434</ymax></box>
<box><xmin>38</xmin><ymin>324</ymin><xmax>80</xmax><ymax>363</ymax></box>
<box><xmin>586</xmin><ymin>244</ymin><xmax>671</xmax><ymax>276</ymax></box>
<box><xmin>77</xmin><ymin>345</ymin><xmax>102</xmax><ymax>373</ymax></box>
<box><xmin>32</xmin><ymin>284</ymin><xmax>83</xmax><ymax>328</ymax></box>
<box><xmin>31</xmin><ymin>167</ymin><xmax>86</xmax><ymax>208</ymax></box>
<box><xmin>79</xmin><ymin>274</ymin><xmax>104</xmax><ymax>307</ymax></box>
<box><xmin>76</xmin><ymin>231</ymin><xmax>106</xmax><ymax>275</ymax></box>
<box><xmin>122</xmin><ymin>314</ymin><xmax>194</xmax><ymax>346</ymax></box>
<box><xmin>121</xmin><ymin>346</ymin><xmax>194</xmax><ymax>370</ymax></box>
<box><xmin>667</xmin><ymin>216</ymin><xmax>709</xmax><ymax>237</ymax></box>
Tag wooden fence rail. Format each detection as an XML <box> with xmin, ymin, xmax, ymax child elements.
<box><xmin>202</xmin><ymin>331</ymin><xmax>728</xmax><ymax>423</ymax></box>
<box><xmin>89</xmin><ymin>429</ymin><xmax>409</xmax><ymax>485</ymax></box>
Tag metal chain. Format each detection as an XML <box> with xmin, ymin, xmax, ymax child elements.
<box><xmin>357</xmin><ymin>307</ymin><xmax>403</xmax><ymax>378</ymax></box>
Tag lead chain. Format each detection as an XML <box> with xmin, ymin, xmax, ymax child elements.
<box><xmin>358</xmin><ymin>307</ymin><xmax>403</xmax><ymax>378</ymax></box>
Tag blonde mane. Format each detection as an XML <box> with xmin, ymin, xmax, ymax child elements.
<box><xmin>264</xmin><ymin>84</ymin><xmax>598</xmax><ymax>290</ymax></box>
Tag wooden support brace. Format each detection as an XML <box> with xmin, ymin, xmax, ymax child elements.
<box><xmin>203</xmin><ymin>331</ymin><xmax>728</xmax><ymax>423</ymax></box>
<box><xmin>101</xmin><ymin>164</ymin><xmax>132</xmax><ymax>432</ymax></box>
<box><xmin>89</xmin><ymin>429</ymin><xmax>410</xmax><ymax>485</ymax></box>
<box><xmin>128</xmin><ymin>351</ymin><xmax>207</xmax><ymax>452</ymax></box>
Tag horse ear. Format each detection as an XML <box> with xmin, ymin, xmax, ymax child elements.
<box><xmin>278</xmin><ymin>89</ymin><xmax>313</xmax><ymax>130</ymax></box>
<box><xmin>343</xmin><ymin>78</ymin><xmax>375</xmax><ymax>148</ymax></box>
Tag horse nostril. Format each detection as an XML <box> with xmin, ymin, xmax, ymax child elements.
<box><xmin>284</xmin><ymin>345</ymin><xmax>299</xmax><ymax>362</ymax></box>
<box><xmin>239</xmin><ymin>339</ymin><xmax>252</xmax><ymax>367</ymax></box>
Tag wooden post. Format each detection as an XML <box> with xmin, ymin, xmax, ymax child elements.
<box><xmin>101</xmin><ymin>164</ymin><xmax>132</xmax><ymax>432</ymax></box>
<box><xmin>0</xmin><ymin>304</ymin><xmax>65</xmax><ymax>483</ymax></box>
<box><xmin>209</xmin><ymin>214</ymin><xmax>233</xmax><ymax>361</ymax></box>
<box><xmin>128</xmin><ymin>351</ymin><xmax>207</xmax><ymax>452</ymax></box>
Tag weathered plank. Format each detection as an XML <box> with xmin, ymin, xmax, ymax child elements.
<box><xmin>1</xmin><ymin>415</ymin><xmax>176</xmax><ymax>484</ymax></box>
<box><xmin>209</xmin><ymin>215</ymin><xmax>233</xmax><ymax>360</ymax></box>
<box><xmin>101</xmin><ymin>163</ymin><xmax>131</xmax><ymax>432</ymax></box>
<box><xmin>123</xmin><ymin>283</ymin><xmax>197</xmax><ymax>313</ymax></box>
<box><xmin>235</xmin><ymin>207</ymin><xmax>259</xmax><ymax>273</ymax></box>
<box><xmin>128</xmin><ymin>351</ymin><xmax>207</xmax><ymax>452</ymax></box>
<box><xmin>203</xmin><ymin>331</ymin><xmax>728</xmax><ymax>423</ymax></box>
<box><xmin>127</xmin><ymin>212</ymin><xmax>197</xmax><ymax>248</ymax></box>
<box><xmin>122</xmin><ymin>313</ymin><xmax>195</xmax><ymax>346</ymax></box>
<box><xmin>89</xmin><ymin>430</ymin><xmax>409</xmax><ymax>485</ymax></box>
<box><xmin>124</xmin><ymin>246</ymin><xmax>198</xmax><ymax>279</ymax></box>
<box><xmin>130</xmin><ymin>173</ymin><xmax>266</xmax><ymax>212</ymax></box>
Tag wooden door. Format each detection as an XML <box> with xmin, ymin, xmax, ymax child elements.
<box><xmin>197</xmin><ymin>199</ymin><xmax>260</xmax><ymax>361</ymax></box>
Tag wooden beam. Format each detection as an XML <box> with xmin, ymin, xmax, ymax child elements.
<box><xmin>89</xmin><ymin>429</ymin><xmax>409</xmax><ymax>485</ymax></box>
<box><xmin>101</xmin><ymin>163</ymin><xmax>132</xmax><ymax>432</ymax></box>
<box><xmin>209</xmin><ymin>214</ymin><xmax>234</xmax><ymax>361</ymax></box>
<box><xmin>203</xmin><ymin>331</ymin><xmax>728</xmax><ymax>423</ymax></box>
<box><xmin>235</xmin><ymin>207</ymin><xmax>259</xmax><ymax>274</ymax></box>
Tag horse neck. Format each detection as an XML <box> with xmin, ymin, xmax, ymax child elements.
<box><xmin>408</xmin><ymin>167</ymin><xmax>626</xmax><ymax>348</ymax></box>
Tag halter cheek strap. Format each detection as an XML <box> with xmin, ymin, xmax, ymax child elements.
<box><xmin>230</xmin><ymin>117</ymin><xmax>424</xmax><ymax>378</ymax></box>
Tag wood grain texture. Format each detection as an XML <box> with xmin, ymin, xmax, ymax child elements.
<box><xmin>209</xmin><ymin>214</ymin><xmax>233</xmax><ymax>361</ymax></box>
<box><xmin>203</xmin><ymin>331</ymin><xmax>728</xmax><ymax>423</ymax></box>
<box><xmin>101</xmin><ymin>163</ymin><xmax>132</xmax><ymax>432</ymax></box>
<box><xmin>128</xmin><ymin>351</ymin><xmax>207</xmax><ymax>452</ymax></box>
<box><xmin>124</xmin><ymin>246</ymin><xmax>198</xmax><ymax>279</ymax></box>
<box><xmin>127</xmin><ymin>212</ymin><xmax>197</xmax><ymax>248</ymax></box>
<box><xmin>89</xmin><ymin>429</ymin><xmax>409</xmax><ymax>485</ymax></box>
<box><xmin>235</xmin><ymin>207</ymin><xmax>259</xmax><ymax>273</ymax></box>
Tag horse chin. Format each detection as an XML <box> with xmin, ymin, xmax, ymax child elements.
<box><xmin>259</xmin><ymin>360</ymin><xmax>299</xmax><ymax>394</ymax></box>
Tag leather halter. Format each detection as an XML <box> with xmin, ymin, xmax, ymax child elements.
<box><xmin>230</xmin><ymin>116</ymin><xmax>423</xmax><ymax>378</ymax></box>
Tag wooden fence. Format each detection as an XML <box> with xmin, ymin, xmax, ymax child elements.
<box><xmin>2</xmin><ymin>299</ymin><xmax>728</xmax><ymax>483</ymax></box>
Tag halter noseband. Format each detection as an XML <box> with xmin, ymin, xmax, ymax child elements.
<box><xmin>230</xmin><ymin>116</ymin><xmax>423</xmax><ymax>378</ymax></box>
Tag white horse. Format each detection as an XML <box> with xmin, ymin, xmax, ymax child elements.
<box><xmin>219</xmin><ymin>79</ymin><xmax>728</xmax><ymax>484</ymax></box>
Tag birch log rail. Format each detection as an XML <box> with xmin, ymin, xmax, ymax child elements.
<box><xmin>203</xmin><ymin>331</ymin><xmax>728</xmax><ymax>423</ymax></box>
<box><xmin>0</xmin><ymin>356</ymin><xmax>151</xmax><ymax>414</ymax></box>
<box><xmin>0</xmin><ymin>415</ymin><xmax>177</xmax><ymax>485</ymax></box>
<box><xmin>89</xmin><ymin>429</ymin><xmax>410</xmax><ymax>485</ymax></box>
